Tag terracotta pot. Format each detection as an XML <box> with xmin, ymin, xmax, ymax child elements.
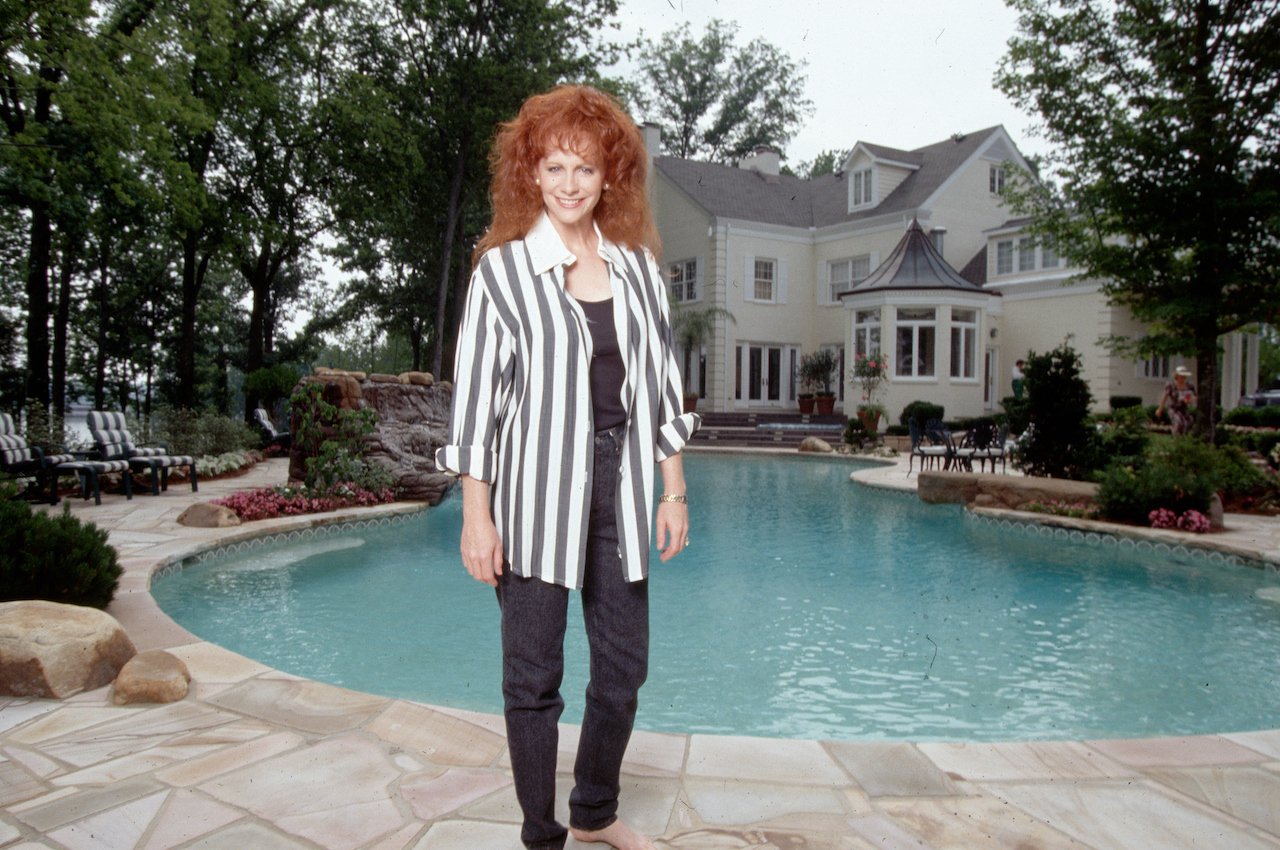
<box><xmin>683</xmin><ymin>393</ymin><xmax>698</xmax><ymax>413</ymax></box>
<box><xmin>798</xmin><ymin>396</ymin><xmax>816</xmax><ymax>414</ymax></box>
<box><xmin>858</xmin><ymin>409</ymin><xmax>881</xmax><ymax>432</ymax></box>
<box><xmin>816</xmin><ymin>395</ymin><xmax>836</xmax><ymax>415</ymax></box>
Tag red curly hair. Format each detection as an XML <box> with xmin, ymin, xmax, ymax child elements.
<box><xmin>475</xmin><ymin>85</ymin><xmax>660</xmax><ymax>263</ymax></box>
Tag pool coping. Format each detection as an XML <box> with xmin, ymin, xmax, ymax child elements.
<box><xmin>6</xmin><ymin>455</ymin><xmax>1280</xmax><ymax>848</ymax></box>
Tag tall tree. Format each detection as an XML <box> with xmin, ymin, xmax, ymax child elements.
<box><xmin>997</xmin><ymin>0</ymin><xmax>1280</xmax><ymax>439</ymax></box>
<box><xmin>631</xmin><ymin>19</ymin><xmax>812</xmax><ymax>163</ymax></box>
<box><xmin>324</xmin><ymin>0</ymin><xmax>623</xmax><ymax>377</ymax></box>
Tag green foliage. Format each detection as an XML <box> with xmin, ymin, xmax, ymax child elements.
<box><xmin>1088</xmin><ymin>405</ymin><xmax>1151</xmax><ymax>473</ymax></box>
<box><xmin>290</xmin><ymin>382</ymin><xmax>391</xmax><ymax>493</ymax></box>
<box><xmin>1109</xmin><ymin>396</ymin><xmax>1143</xmax><ymax>411</ymax></box>
<box><xmin>0</xmin><ymin>493</ymin><xmax>122</xmax><ymax>609</ymax></box>
<box><xmin>669</xmin><ymin>302</ymin><xmax>735</xmax><ymax>386</ymax></box>
<box><xmin>151</xmin><ymin>406</ymin><xmax>259</xmax><ymax>457</ymax></box>
<box><xmin>899</xmin><ymin>400</ymin><xmax>944</xmax><ymax>427</ymax></box>
<box><xmin>843</xmin><ymin>417</ymin><xmax>866</xmax><ymax>445</ymax></box>
<box><xmin>22</xmin><ymin>400</ymin><xmax>72</xmax><ymax>455</ymax></box>
<box><xmin>1013</xmin><ymin>343</ymin><xmax>1096</xmax><ymax>479</ymax></box>
<box><xmin>1000</xmin><ymin>395</ymin><xmax>1031</xmax><ymax>436</ymax></box>
<box><xmin>997</xmin><ymin>0</ymin><xmax>1280</xmax><ymax>438</ymax></box>
<box><xmin>799</xmin><ymin>349</ymin><xmax>839</xmax><ymax>395</ymax></box>
<box><xmin>242</xmin><ymin>364</ymin><xmax>302</xmax><ymax>409</ymax></box>
<box><xmin>631</xmin><ymin>19</ymin><xmax>813</xmax><ymax>163</ymax></box>
<box><xmin>1096</xmin><ymin>437</ymin><xmax>1223</xmax><ymax>525</ymax></box>
<box><xmin>1221</xmin><ymin>406</ymin><xmax>1280</xmax><ymax>429</ymax></box>
<box><xmin>794</xmin><ymin>148</ymin><xmax>850</xmax><ymax>179</ymax></box>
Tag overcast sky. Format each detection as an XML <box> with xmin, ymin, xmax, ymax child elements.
<box><xmin>607</xmin><ymin>0</ymin><xmax>1051</xmax><ymax>166</ymax></box>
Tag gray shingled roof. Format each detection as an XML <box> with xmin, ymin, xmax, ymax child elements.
<box><xmin>654</xmin><ymin>126</ymin><xmax>1005</xmax><ymax>229</ymax></box>
<box><xmin>842</xmin><ymin>219</ymin><xmax>997</xmax><ymax>296</ymax></box>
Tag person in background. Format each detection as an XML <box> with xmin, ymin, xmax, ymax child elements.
<box><xmin>1157</xmin><ymin>365</ymin><xmax>1197</xmax><ymax>435</ymax></box>
<box><xmin>435</xmin><ymin>84</ymin><xmax>699</xmax><ymax>850</ymax></box>
<box><xmin>1011</xmin><ymin>359</ymin><xmax>1026</xmax><ymax>399</ymax></box>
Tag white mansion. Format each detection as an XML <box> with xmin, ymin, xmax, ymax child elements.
<box><xmin>645</xmin><ymin>124</ymin><xmax>1260</xmax><ymax>420</ymax></box>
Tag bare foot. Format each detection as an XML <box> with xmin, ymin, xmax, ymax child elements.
<box><xmin>569</xmin><ymin>818</ymin><xmax>656</xmax><ymax>850</ymax></box>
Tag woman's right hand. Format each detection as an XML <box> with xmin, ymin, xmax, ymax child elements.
<box><xmin>461</xmin><ymin>515</ymin><xmax>504</xmax><ymax>587</ymax></box>
<box><xmin>459</xmin><ymin>475</ymin><xmax>504</xmax><ymax>586</ymax></box>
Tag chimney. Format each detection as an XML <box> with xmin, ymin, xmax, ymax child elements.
<box><xmin>738</xmin><ymin>144</ymin><xmax>781</xmax><ymax>178</ymax></box>
<box><xmin>641</xmin><ymin>122</ymin><xmax>662</xmax><ymax>158</ymax></box>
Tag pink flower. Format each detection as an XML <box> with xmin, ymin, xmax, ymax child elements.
<box><xmin>1148</xmin><ymin>508</ymin><xmax>1178</xmax><ymax>529</ymax></box>
<box><xmin>1177</xmin><ymin>509</ymin><xmax>1211</xmax><ymax>534</ymax></box>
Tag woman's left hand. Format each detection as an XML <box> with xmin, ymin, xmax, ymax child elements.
<box><xmin>656</xmin><ymin>501</ymin><xmax>690</xmax><ymax>562</ymax></box>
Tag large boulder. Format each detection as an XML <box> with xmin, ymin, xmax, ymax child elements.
<box><xmin>360</xmin><ymin>381</ymin><xmax>454</xmax><ymax>503</ymax></box>
<box><xmin>0</xmin><ymin>601</ymin><xmax>137</xmax><ymax>698</ymax></box>
<box><xmin>289</xmin><ymin>375</ymin><xmax>455</xmax><ymax>504</ymax></box>
<box><xmin>918</xmin><ymin>471</ymin><xmax>1097</xmax><ymax>510</ymax></box>
<box><xmin>177</xmin><ymin>503</ymin><xmax>241</xmax><ymax>528</ymax></box>
<box><xmin>113</xmin><ymin>649</ymin><xmax>191</xmax><ymax>705</ymax></box>
<box><xmin>798</xmin><ymin>436</ymin><xmax>833</xmax><ymax>453</ymax></box>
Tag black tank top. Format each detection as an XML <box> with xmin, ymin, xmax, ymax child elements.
<box><xmin>576</xmin><ymin>297</ymin><xmax>626</xmax><ymax>430</ymax></box>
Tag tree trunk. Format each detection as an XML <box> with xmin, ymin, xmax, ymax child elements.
<box><xmin>93</xmin><ymin>249</ymin><xmax>110</xmax><ymax>410</ymax></box>
<box><xmin>24</xmin><ymin>202</ymin><xmax>52</xmax><ymax>409</ymax></box>
<box><xmin>432</xmin><ymin>143</ymin><xmax>469</xmax><ymax>378</ymax></box>
<box><xmin>52</xmin><ymin>244</ymin><xmax>73</xmax><ymax>415</ymax></box>
<box><xmin>1193</xmin><ymin>329</ymin><xmax>1218</xmax><ymax>440</ymax></box>
<box><xmin>177</xmin><ymin>236</ymin><xmax>212</xmax><ymax>408</ymax></box>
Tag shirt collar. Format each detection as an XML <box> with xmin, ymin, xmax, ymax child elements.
<box><xmin>525</xmin><ymin>211</ymin><xmax>629</xmax><ymax>276</ymax></box>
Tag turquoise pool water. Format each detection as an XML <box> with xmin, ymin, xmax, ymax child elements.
<box><xmin>153</xmin><ymin>454</ymin><xmax>1280</xmax><ymax>741</ymax></box>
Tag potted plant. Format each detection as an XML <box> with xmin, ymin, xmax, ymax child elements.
<box><xmin>850</xmin><ymin>352</ymin><xmax>889</xmax><ymax>434</ymax></box>
<box><xmin>800</xmin><ymin>349</ymin><xmax>839</xmax><ymax>415</ymax></box>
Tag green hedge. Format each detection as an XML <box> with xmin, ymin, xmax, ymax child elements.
<box><xmin>899</xmin><ymin>400</ymin><xmax>944</xmax><ymax>427</ymax></box>
<box><xmin>1096</xmin><ymin>437</ymin><xmax>1223</xmax><ymax>524</ymax></box>
<box><xmin>1222</xmin><ymin>406</ymin><xmax>1280</xmax><ymax>428</ymax></box>
<box><xmin>0</xmin><ymin>492</ymin><xmax>122</xmax><ymax>609</ymax></box>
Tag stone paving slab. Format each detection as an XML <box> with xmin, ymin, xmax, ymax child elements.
<box><xmin>1</xmin><ymin>455</ymin><xmax>1277</xmax><ymax>848</ymax></box>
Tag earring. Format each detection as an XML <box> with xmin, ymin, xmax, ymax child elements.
<box><xmin>604</xmin><ymin>183</ymin><xmax>611</xmax><ymax>190</ymax></box>
<box><xmin>535</xmin><ymin>178</ymin><xmax>541</xmax><ymax>186</ymax></box>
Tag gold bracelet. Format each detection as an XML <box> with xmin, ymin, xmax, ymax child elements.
<box><xmin>659</xmin><ymin>493</ymin><xmax>688</xmax><ymax>504</ymax></box>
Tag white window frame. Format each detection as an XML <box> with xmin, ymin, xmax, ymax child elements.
<box><xmin>1040</xmin><ymin>235</ymin><xmax>1059</xmax><ymax>268</ymax></box>
<box><xmin>950</xmin><ymin>308</ymin><xmax>978</xmax><ymax>380</ymax></box>
<box><xmin>852</xmin><ymin>168</ymin><xmax>873</xmax><ymax>207</ymax></box>
<box><xmin>744</xmin><ymin>255</ymin><xmax>787</xmax><ymax>304</ymax></box>
<box><xmin>824</xmin><ymin>255</ymin><xmax>872</xmax><ymax>305</ymax></box>
<box><xmin>1138</xmin><ymin>353</ymin><xmax>1171</xmax><ymax>380</ymax></box>
<box><xmin>989</xmin><ymin>164</ymin><xmax>1006</xmax><ymax>194</ymax></box>
<box><xmin>668</xmin><ymin>257</ymin><xmax>700</xmax><ymax>303</ymax></box>
<box><xmin>895</xmin><ymin>307</ymin><xmax>936</xmax><ymax>379</ymax></box>
<box><xmin>1017</xmin><ymin>238</ymin><xmax>1036</xmax><ymax>272</ymax></box>
<box><xmin>996</xmin><ymin>240</ymin><xmax>1014</xmax><ymax>275</ymax></box>
<box><xmin>854</xmin><ymin>308</ymin><xmax>881</xmax><ymax>361</ymax></box>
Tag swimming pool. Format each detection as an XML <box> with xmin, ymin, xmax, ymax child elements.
<box><xmin>153</xmin><ymin>454</ymin><xmax>1280</xmax><ymax>742</ymax></box>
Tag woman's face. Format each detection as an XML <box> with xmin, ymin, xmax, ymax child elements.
<box><xmin>536</xmin><ymin>146</ymin><xmax>604</xmax><ymax>233</ymax></box>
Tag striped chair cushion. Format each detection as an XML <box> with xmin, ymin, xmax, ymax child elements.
<box><xmin>0</xmin><ymin>434</ymin><xmax>34</xmax><ymax>466</ymax></box>
<box><xmin>43</xmin><ymin>453</ymin><xmax>76</xmax><ymax>466</ymax></box>
<box><xmin>130</xmin><ymin>454</ymin><xmax>194</xmax><ymax>468</ymax></box>
<box><xmin>88</xmin><ymin>410</ymin><xmax>175</xmax><ymax>458</ymax></box>
<box><xmin>57</xmin><ymin>459</ymin><xmax>132</xmax><ymax>475</ymax></box>
<box><xmin>0</xmin><ymin>413</ymin><xmax>17</xmax><ymax>436</ymax></box>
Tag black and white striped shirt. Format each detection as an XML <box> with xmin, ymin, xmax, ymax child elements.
<box><xmin>436</xmin><ymin>213</ymin><xmax>700</xmax><ymax>588</ymax></box>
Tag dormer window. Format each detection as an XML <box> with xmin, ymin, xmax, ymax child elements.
<box><xmin>852</xmin><ymin>168</ymin><xmax>873</xmax><ymax>207</ymax></box>
<box><xmin>989</xmin><ymin>165</ymin><xmax>1006</xmax><ymax>194</ymax></box>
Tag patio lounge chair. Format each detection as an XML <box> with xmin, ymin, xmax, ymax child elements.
<box><xmin>907</xmin><ymin>417</ymin><xmax>949</xmax><ymax>474</ymax></box>
<box><xmin>253</xmin><ymin>407</ymin><xmax>291</xmax><ymax>450</ymax></box>
<box><xmin>0</xmin><ymin>412</ymin><xmax>129</xmax><ymax>504</ymax></box>
<box><xmin>87</xmin><ymin>411</ymin><xmax>198</xmax><ymax>496</ymax></box>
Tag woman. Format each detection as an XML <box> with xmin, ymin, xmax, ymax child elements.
<box><xmin>436</xmin><ymin>85</ymin><xmax>699</xmax><ymax>850</ymax></box>
<box><xmin>1157</xmin><ymin>365</ymin><xmax>1197</xmax><ymax>435</ymax></box>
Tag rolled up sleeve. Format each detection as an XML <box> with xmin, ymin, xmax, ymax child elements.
<box><xmin>435</xmin><ymin>265</ymin><xmax>511</xmax><ymax>482</ymax></box>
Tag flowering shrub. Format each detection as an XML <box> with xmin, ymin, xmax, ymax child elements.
<box><xmin>1148</xmin><ymin>507</ymin><xmax>1210</xmax><ymax>533</ymax></box>
<box><xmin>850</xmin><ymin>352</ymin><xmax>889</xmax><ymax>405</ymax></box>
<box><xmin>1176</xmin><ymin>509</ymin><xmax>1211</xmax><ymax>533</ymax></box>
<box><xmin>213</xmin><ymin>483</ymin><xmax>396</xmax><ymax>521</ymax></box>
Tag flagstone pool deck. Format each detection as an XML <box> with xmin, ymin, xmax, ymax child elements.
<box><xmin>3</xmin><ymin>453</ymin><xmax>1280</xmax><ymax>849</ymax></box>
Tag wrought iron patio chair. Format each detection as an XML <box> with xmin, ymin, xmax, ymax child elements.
<box><xmin>87</xmin><ymin>411</ymin><xmax>198</xmax><ymax>496</ymax></box>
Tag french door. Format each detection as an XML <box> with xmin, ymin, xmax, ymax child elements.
<box><xmin>735</xmin><ymin>343</ymin><xmax>798</xmax><ymax>407</ymax></box>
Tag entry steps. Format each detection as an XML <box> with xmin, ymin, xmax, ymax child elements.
<box><xmin>689</xmin><ymin>411</ymin><xmax>848</xmax><ymax>449</ymax></box>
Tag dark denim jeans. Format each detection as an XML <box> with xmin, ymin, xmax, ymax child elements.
<box><xmin>495</xmin><ymin>425</ymin><xmax>650</xmax><ymax>850</ymax></box>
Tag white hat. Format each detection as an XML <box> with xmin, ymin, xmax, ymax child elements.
<box><xmin>1174</xmin><ymin>365</ymin><xmax>1192</xmax><ymax>377</ymax></box>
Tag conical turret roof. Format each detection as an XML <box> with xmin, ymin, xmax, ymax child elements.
<box><xmin>843</xmin><ymin>219</ymin><xmax>996</xmax><ymax>297</ymax></box>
